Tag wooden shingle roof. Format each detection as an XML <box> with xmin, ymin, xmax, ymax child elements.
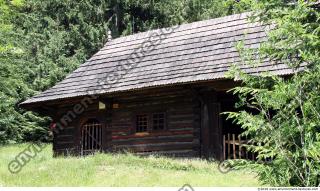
<box><xmin>21</xmin><ymin>12</ymin><xmax>295</xmax><ymax>106</ymax></box>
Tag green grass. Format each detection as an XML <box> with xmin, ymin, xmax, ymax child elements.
<box><xmin>0</xmin><ymin>144</ymin><xmax>261</xmax><ymax>186</ymax></box>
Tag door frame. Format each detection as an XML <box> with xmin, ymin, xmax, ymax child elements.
<box><xmin>200</xmin><ymin>90</ymin><xmax>223</xmax><ymax>160</ymax></box>
<box><xmin>76</xmin><ymin>110</ymin><xmax>110</xmax><ymax>155</ymax></box>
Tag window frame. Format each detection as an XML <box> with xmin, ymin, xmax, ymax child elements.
<box><xmin>151</xmin><ymin>112</ymin><xmax>167</xmax><ymax>132</ymax></box>
<box><xmin>135</xmin><ymin>113</ymin><xmax>149</xmax><ymax>133</ymax></box>
<box><xmin>133</xmin><ymin>111</ymin><xmax>167</xmax><ymax>134</ymax></box>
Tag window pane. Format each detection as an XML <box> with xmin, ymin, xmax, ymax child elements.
<box><xmin>152</xmin><ymin>113</ymin><xmax>165</xmax><ymax>130</ymax></box>
<box><xmin>136</xmin><ymin>114</ymin><xmax>148</xmax><ymax>132</ymax></box>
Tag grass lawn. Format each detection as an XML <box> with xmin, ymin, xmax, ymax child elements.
<box><xmin>0</xmin><ymin>144</ymin><xmax>261</xmax><ymax>187</ymax></box>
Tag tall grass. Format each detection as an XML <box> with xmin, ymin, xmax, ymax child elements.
<box><xmin>0</xmin><ymin>144</ymin><xmax>260</xmax><ymax>186</ymax></box>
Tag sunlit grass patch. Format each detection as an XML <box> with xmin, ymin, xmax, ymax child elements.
<box><xmin>0</xmin><ymin>144</ymin><xmax>260</xmax><ymax>186</ymax></box>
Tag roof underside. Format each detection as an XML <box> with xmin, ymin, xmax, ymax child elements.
<box><xmin>21</xmin><ymin>12</ymin><xmax>295</xmax><ymax>106</ymax></box>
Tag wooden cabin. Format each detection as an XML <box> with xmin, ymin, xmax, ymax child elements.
<box><xmin>20</xmin><ymin>13</ymin><xmax>296</xmax><ymax>160</ymax></box>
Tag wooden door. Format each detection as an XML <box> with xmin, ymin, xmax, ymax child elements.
<box><xmin>201</xmin><ymin>93</ymin><xmax>223</xmax><ymax>160</ymax></box>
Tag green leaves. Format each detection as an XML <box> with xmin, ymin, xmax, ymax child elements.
<box><xmin>0</xmin><ymin>0</ymin><xmax>251</xmax><ymax>144</ymax></box>
<box><xmin>226</xmin><ymin>0</ymin><xmax>320</xmax><ymax>186</ymax></box>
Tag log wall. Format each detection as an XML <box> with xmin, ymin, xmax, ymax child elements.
<box><xmin>52</xmin><ymin>119</ymin><xmax>77</xmax><ymax>156</ymax></box>
<box><xmin>52</xmin><ymin>86</ymin><xmax>201</xmax><ymax>157</ymax></box>
<box><xmin>109</xmin><ymin>87</ymin><xmax>201</xmax><ymax>157</ymax></box>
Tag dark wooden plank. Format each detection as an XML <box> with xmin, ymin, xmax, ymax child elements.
<box><xmin>112</xmin><ymin>130</ymin><xmax>194</xmax><ymax>140</ymax></box>
<box><xmin>112</xmin><ymin>136</ymin><xmax>195</xmax><ymax>146</ymax></box>
<box><xmin>136</xmin><ymin>150</ymin><xmax>200</xmax><ymax>157</ymax></box>
<box><xmin>112</xmin><ymin>141</ymin><xmax>199</xmax><ymax>152</ymax></box>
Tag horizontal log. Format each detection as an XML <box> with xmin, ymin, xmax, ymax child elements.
<box><xmin>112</xmin><ymin>132</ymin><xmax>131</xmax><ymax>136</ymax></box>
<box><xmin>55</xmin><ymin>141</ymin><xmax>74</xmax><ymax>145</ymax></box>
<box><xmin>168</xmin><ymin>123</ymin><xmax>193</xmax><ymax>129</ymax></box>
<box><xmin>167</xmin><ymin>105</ymin><xmax>198</xmax><ymax>112</ymax></box>
<box><xmin>122</xmin><ymin>98</ymin><xmax>195</xmax><ymax>109</ymax></box>
<box><xmin>112</xmin><ymin>135</ymin><xmax>195</xmax><ymax>146</ymax></box>
<box><xmin>116</xmin><ymin>88</ymin><xmax>193</xmax><ymax>101</ymax></box>
<box><xmin>54</xmin><ymin>127</ymin><xmax>75</xmax><ymax>135</ymax></box>
<box><xmin>112</xmin><ymin>140</ymin><xmax>199</xmax><ymax>152</ymax></box>
<box><xmin>109</xmin><ymin>126</ymin><xmax>131</xmax><ymax>132</ymax></box>
<box><xmin>110</xmin><ymin>122</ymin><xmax>131</xmax><ymax>125</ymax></box>
<box><xmin>169</xmin><ymin>120</ymin><xmax>194</xmax><ymax>124</ymax></box>
<box><xmin>168</xmin><ymin>115</ymin><xmax>194</xmax><ymax>121</ymax></box>
<box><xmin>167</xmin><ymin>128</ymin><xmax>194</xmax><ymax>131</ymax></box>
<box><xmin>136</xmin><ymin>149</ymin><xmax>200</xmax><ymax>158</ymax></box>
<box><xmin>55</xmin><ymin>135</ymin><xmax>74</xmax><ymax>142</ymax></box>
<box><xmin>53</xmin><ymin>141</ymin><xmax>75</xmax><ymax>150</ymax></box>
<box><xmin>111</xmin><ymin>114</ymin><xmax>131</xmax><ymax>120</ymax></box>
<box><xmin>110</xmin><ymin>121</ymin><xmax>131</xmax><ymax>125</ymax></box>
<box><xmin>112</xmin><ymin>130</ymin><xmax>193</xmax><ymax>140</ymax></box>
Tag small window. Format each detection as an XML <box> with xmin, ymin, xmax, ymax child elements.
<box><xmin>152</xmin><ymin>113</ymin><xmax>165</xmax><ymax>130</ymax></box>
<box><xmin>136</xmin><ymin>114</ymin><xmax>148</xmax><ymax>132</ymax></box>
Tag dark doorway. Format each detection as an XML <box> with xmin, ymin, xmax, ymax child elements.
<box><xmin>200</xmin><ymin>91</ymin><xmax>223</xmax><ymax>160</ymax></box>
<box><xmin>81</xmin><ymin>118</ymin><xmax>103</xmax><ymax>155</ymax></box>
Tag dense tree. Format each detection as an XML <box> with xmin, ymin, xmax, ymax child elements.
<box><xmin>0</xmin><ymin>0</ymin><xmax>250</xmax><ymax>144</ymax></box>
<box><xmin>0</xmin><ymin>0</ymin><xmax>43</xmax><ymax>144</ymax></box>
<box><xmin>226</xmin><ymin>0</ymin><xmax>320</xmax><ymax>186</ymax></box>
